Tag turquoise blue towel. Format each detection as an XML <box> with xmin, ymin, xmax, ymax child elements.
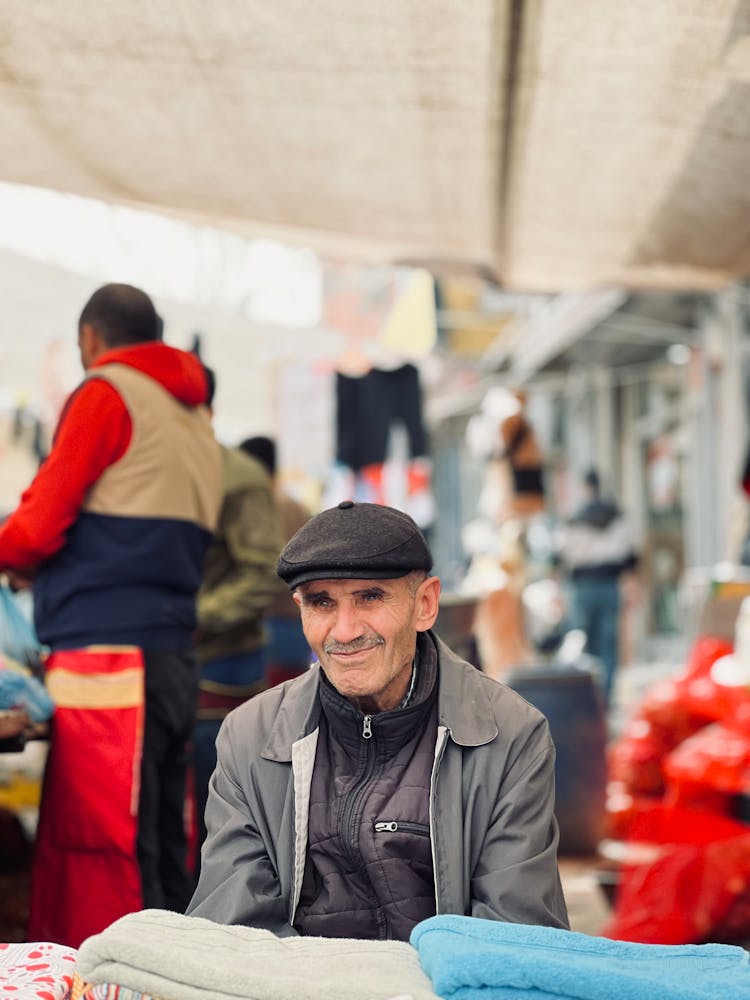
<box><xmin>410</xmin><ymin>915</ymin><xmax>750</xmax><ymax>1000</ymax></box>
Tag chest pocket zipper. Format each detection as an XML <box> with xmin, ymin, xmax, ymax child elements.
<box><xmin>374</xmin><ymin>821</ymin><xmax>430</xmax><ymax>836</ymax></box>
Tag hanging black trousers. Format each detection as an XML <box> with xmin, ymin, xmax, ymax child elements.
<box><xmin>336</xmin><ymin>364</ymin><xmax>428</xmax><ymax>471</ymax></box>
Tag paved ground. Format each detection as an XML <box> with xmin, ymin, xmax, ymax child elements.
<box><xmin>559</xmin><ymin>854</ymin><xmax>612</xmax><ymax>936</ymax></box>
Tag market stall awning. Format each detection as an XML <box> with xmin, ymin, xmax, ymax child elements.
<box><xmin>0</xmin><ymin>2</ymin><xmax>748</xmax><ymax>291</ymax></box>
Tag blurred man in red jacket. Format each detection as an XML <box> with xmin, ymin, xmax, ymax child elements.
<box><xmin>0</xmin><ymin>283</ymin><xmax>221</xmax><ymax>946</ymax></box>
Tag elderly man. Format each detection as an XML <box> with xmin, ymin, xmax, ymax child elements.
<box><xmin>188</xmin><ymin>501</ymin><xmax>568</xmax><ymax>939</ymax></box>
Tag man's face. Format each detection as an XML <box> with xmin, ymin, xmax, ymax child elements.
<box><xmin>295</xmin><ymin>574</ymin><xmax>440</xmax><ymax>713</ymax></box>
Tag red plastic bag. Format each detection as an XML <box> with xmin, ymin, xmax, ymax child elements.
<box><xmin>678</xmin><ymin>645</ymin><xmax>750</xmax><ymax>728</ymax></box>
<box><xmin>602</xmin><ymin>803</ymin><xmax>750</xmax><ymax>944</ymax></box>
<box><xmin>606</xmin><ymin>635</ymin><xmax>738</xmax><ymax>799</ymax></box>
<box><xmin>604</xmin><ymin>784</ymin><xmax>661</xmax><ymax>840</ymax></box>
<box><xmin>664</xmin><ymin>722</ymin><xmax>750</xmax><ymax>798</ymax></box>
<box><xmin>607</xmin><ymin>718</ymin><xmax>668</xmax><ymax>796</ymax></box>
<box><xmin>683</xmin><ymin>635</ymin><xmax>734</xmax><ymax>681</ymax></box>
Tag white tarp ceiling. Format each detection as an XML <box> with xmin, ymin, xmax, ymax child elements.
<box><xmin>1</xmin><ymin>1</ymin><xmax>749</xmax><ymax>291</ymax></box>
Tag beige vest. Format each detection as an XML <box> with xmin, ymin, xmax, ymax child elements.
<box><xmin>82</xmin><ymin>362</ymin><xmax>221</xmax><ymax>532</ymax></box>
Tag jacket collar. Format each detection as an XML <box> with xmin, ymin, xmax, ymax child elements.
<box><xmin>432</xmin><ymin>634</ymin><xmax>499</xmax><ymax>746</ymax></box>
<box><xmin>261</xmin><ymin>666</ymin><xmax>322</xmax><ymax>762</ymax></box>
<box><xmin>260</xmin><ymin>630</ymin><xmax>499</xmax><ymax>763</ymax></box>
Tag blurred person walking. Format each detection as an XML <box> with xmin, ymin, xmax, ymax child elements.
<box><xmin>0</xmin><ymin>283</ymin><xmax>221</xmax><ymax>947</ymax></box>
<box><xmin>463</xmin><ymin>387</ymin><xmax>546</xmax><ymax>677</ymax></box>
<box><xmin>192</xmin><ymin>386</ymin><xmax>283</xmax><ymax>877</ymax></box>
<box><xmin>555</xmin><ymin>468</ymin><xmax>639</xmax><ymax>706</ymax></box>
<box><xmin>240</xmin><ymin>436</ymin><xmax>313</xmax><ymax>687</ymax></box>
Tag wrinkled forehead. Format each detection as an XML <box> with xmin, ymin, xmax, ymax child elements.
<box><xmin>297</xmin><ymin>577</ymin><xmax>403</xmax><ymax>598</ymax></box>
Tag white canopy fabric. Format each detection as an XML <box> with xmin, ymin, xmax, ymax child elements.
<box><xmin>1</xmin><ymin>1</ymin><xmax>748</xmax><ymax>291</ymax></box>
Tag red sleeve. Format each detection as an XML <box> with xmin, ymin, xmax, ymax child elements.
<box><xmin>0</xmin><ymin>379</ymin><xmax>132</xmax><ymax>573</ymax></box>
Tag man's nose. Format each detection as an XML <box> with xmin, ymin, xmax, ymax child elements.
<box><xmin>330</xmin><ymin>600</ymin><xmax>363</xmax><ymax>643</ymax></box>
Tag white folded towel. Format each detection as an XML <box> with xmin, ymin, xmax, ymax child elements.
<box><xmin>76</xmin><ymin>909</ymin><xmax>440</xmax><ymax>1000</ymax></box>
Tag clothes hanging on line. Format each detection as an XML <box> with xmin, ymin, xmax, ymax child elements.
<box><xmin>335</xmin><ymin>364</ymin><xmax>428</xmax><ymax>471</ymax></box>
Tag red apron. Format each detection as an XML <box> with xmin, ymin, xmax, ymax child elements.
<box><xmin>28</xmin><ymin>647</ymin><xmax>145</xmax><ymax>948</ymax></box>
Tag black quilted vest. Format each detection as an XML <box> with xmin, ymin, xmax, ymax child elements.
<box><xmin>294</xmin><ymin>634</ymin><xmax>439</xmax><ymax>940</ymax></box>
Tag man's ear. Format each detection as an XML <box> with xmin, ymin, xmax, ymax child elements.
<box><xmin>79</xmin><ymin>322</ymin><xmax>106</xmax><ymax>367</ymax></box>
<box><xmin>414</xmin><ymin>575</ymin><xmax>441</xmax><ymax>633</ymax></box>
<box><xmin>292</xmin><ymin>590</ymin><xmax>302</xmax><ymax>609</ymax></box>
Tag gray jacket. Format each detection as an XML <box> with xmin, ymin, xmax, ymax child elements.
<box><xmin>187</xmin><ymin>633</ymin><xmax>569</xmax><ymax>934</ymax></box>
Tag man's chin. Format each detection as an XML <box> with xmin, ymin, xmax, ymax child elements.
<box><xmin>322</xmin><ymin>658</ymin><xmax>375</xmax><ymax>692</ymax></box>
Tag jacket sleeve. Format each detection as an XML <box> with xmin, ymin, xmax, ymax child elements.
<box><xmin>196</xmin><ymin>484</ymin><xmax>285</xmax><ymax>631</ymax></box>
<box><xmin>0</xmin><ymin>379</ymin><xmax>131</xmax><ymax>573</ymax></box>
<box><xmin>186</xmin><ymin>715</ymin><xmax>299</xmax><ymax>936</ymax></box>
<box><xmin>471</xmin><ymin>720</ymin><xmax>570</xmax><ymax>930</ymax></box>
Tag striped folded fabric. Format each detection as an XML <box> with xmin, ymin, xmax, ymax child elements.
<box><xmin>70</xmin><ymin>973</ymin><xmax>158</xmax><ymax>999</ymax></box>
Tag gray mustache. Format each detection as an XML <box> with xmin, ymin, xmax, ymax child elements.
<box><xmin>323</xmin><ymin>635</ymin><xmax>385</xmax><ymax>655</ymax></box>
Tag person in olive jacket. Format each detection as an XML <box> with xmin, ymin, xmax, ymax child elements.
<box><xmin>188</xmin><ymin>501</ymin><xmax>569</xmax><ymax>939</ymax></box>
<box><xmin>192</xmin><ymin>370</ymin><xmax>285</xmax><ymax>874</ymax></box>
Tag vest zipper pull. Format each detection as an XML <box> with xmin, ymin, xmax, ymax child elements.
<box><xmin>362</xmin><ymin>714</ymin><xmax>372</xmax><ymax>739</ymax></box>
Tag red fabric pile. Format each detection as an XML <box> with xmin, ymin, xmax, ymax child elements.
<box><xmin>603</xmin><ymin>635</ymin><xmax>750</xmax><ymax>943</ymax></box>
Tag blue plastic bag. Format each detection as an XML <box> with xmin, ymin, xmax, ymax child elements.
<box><xmin>0</xmin><ymin>669</ymin><xmax>55</xmax><ymax>721</ymax></box>
<box><xmin>0</xmin><ymin>583</ymin><xmax>43</xmax><ymax>670</ymax></box>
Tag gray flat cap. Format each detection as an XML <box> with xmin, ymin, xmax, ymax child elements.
<box><xmin>277</xmin><ymin>500</ymin><xmax>433</xmax><ymax>589</ymax></box>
